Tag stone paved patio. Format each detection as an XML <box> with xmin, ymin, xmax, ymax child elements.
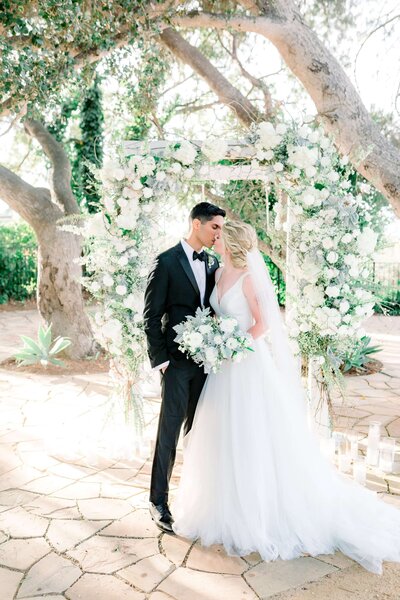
<box><xmin>0</xmin><ymin>309</ymin><xmax>399</xmax><ymax>599</ymax></box>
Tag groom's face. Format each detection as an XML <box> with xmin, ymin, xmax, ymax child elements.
<box><xmin>195</xmin><ymin>215</ymin><xmax>224</xmax><ymax>248</ymax></box>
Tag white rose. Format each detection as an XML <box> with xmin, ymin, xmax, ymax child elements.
<box><xmin>220</xmin><ymin>318</ymin><xmax>237</xmax><ymax>333</ymax></box>
<box><xmin>341</xmin><ymin>233</ymin><xmax>353</xmax><ymax>244</ymax></box>
<box><xmin>319</xmin><ymin>136</ymin><xmax>331</xmax><ymax>149</ymax></box>
<box><xmin>326</xmin><ymin>251</ymin><xmax>338</xmax><ymax>264</ymax></box>
<box><xmin>299</xmin><ymin>323</ymin><xmax>310</xmax><ymax>333</ymax></box>
<box><xmin>156</xmin><ymin>170</ymin><xmax>166</xmax><ymax>181</ymax></box>
<box><xmin>205</xmin><ymin>347</ymin><xmax>218</xmax><ymax>364</ymax></box>
<box><xmin>188</xmin><ymin>332</ymin><xmax>203</xmax><ymax>350</ymax></box>
<box><xmin>183</xmin><ymin>167</ymin><xmax>195</xmax><ymax>179</ymax></box>
<box><xmin>327</xmin><ymin>171</ymin><xmax>339</xmax><ymax>182</ymax></box>
<box><xmin>226</xmin><ymin>338</ymin><xmax>239</xmax><ymax>350</ymax></box>
<box><xmin>264</xmin><ymin>149</ymin><xmax>275</xmax><ymax>160</ymax></box>
<box><xmin>91</xmin><ymin>281</ymin><xmax>101</xmax><ymax>293</ymax></box>
<box><xmin>305</xmin><ymin>165</ymin><xmax>317</xmax><ymax>177</ymax></box>
<box><xmin>322</xmin><ymin>238</ymin><xmax>334</xmax><ymax>249</ymax></box>
<box><xmin>116</xmin><ymin>284</ymin><xmax>127</xmax><ymax>296</ymax></box>
<box><xmin>133</xmin><ymin>313</ymin><xmax>142</xmax><ymax>323</ymax></box>
<box><xmin>113</xmin><ymin>168</ymin><xmax>125</xmax><ymax>181</ymax></box>
<box><xmin>123</xmin><ymin>294</ymin><xmax>136</xmax><ymax>310</ymax></box>
<box><xmin>171</xmin><ymin>162</ymin><xmax>182</xmax><ymax>174</ymax></box>
<box><xmin>214</xmin><ymin>335</ymin><xmax>223</xmax><ymax>345</ymax></box>
<box><xmin>339</xmin><ymin>300</ymin><xmax>350</xmax><ymax>314</ymax></box>
<box><xmin>118</xmin><ymin>255</ymin><xmax>129</xmax><ymax>267</ymax></box>
<box><xmin>131</xmin><ymin>179</ymin><xmax>143</xmax><ymax>190</ymax></box>
<box><xmin>273</xmin><ymin>162</ymin><xmax>284</xmax><ymax>172</ymax></box>
<box><xmin>325</xmin><ymin>285</ymin><xmax>340</xmax><ymax>298</ymax></box>
<box><xmin>143</xmin><ymin>186</ymin><xmax>153</xmax><ymax>199</ymax></box>
<box><xmin>103</xmin><ymin>274</ymin><xmax>114</xmax><ymax>287</ymax></box>
<box><xmin>320</xmin><ymin>156</ymin><xmax>331</xmax><ymax>167</ymax></box>
<box><xmin>303</xmin><ymin>284</ymin><xmax>324</xmax><ymax>306</ymax></box>
<box><xmin>360</xmin><ymin>183</ymin><xmax>371</xmax><ymax>194</ymax></box>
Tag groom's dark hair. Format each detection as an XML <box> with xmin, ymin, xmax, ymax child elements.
<box><xmin>190</xmin><ymin>202</ymin><xmax>226</xmax><ymax>223</ymax></box>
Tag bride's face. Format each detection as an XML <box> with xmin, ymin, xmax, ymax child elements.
<box><xmin>213</xmin><ymin>234</ymin><xmax>226</xmax><ymax>256</ymax></box>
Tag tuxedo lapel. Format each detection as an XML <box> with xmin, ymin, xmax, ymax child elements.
<box><xmin>176</xmin><ymin>243</ymin><xmax>200</xmax><ymax>296</ymax></box>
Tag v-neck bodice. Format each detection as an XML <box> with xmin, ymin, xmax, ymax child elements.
<box><xmin>210</xmin><ymin>270</ymin><xmax>254</xmax><ymax>331</ymax></box>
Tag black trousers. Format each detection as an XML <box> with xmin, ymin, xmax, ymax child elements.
<box><xmin>150</xmin><ymin>356</ymin><xmax>207</xmax><ymax>505</ymax></box>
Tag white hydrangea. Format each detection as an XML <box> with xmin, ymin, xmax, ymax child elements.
<box><xmin>288</xmin><ymin>146</ymin><xmax>318</xmax><ymax>171</ymax></box>
<box><xmin>257</xmin><ymin>121</ymin><xmax>282</xmax><ymax>149</ymax></box>
<box><xmin>201</xmin><ymin>138</ymin><xmax>228</xmax><ymax>162</ymax></box>
<box><xmin>356</xmin><ymin>227</ymin><xmax>377</xmax><ymax>256</ymax></box>
<box><xmin>173</xmin><ymin>141</ymin><xmax>197</xmax><ymax>165</ymax></box>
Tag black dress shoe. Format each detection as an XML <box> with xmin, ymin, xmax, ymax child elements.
<box><xmin>149</xmin><ymin>502</ymin><xmax>175</xmax><ymax>533</ymax></box>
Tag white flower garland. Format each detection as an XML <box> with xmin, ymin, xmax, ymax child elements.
<box><xmin>73</xmin><ymin>119</ymin><xmax>379</xmax><ymax>412</ymax></box>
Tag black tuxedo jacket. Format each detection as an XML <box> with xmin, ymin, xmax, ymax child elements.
<box><xmin>143</xmin><ymin>242</ymin><xmax>219</xmax><ymax>369</ymax></box>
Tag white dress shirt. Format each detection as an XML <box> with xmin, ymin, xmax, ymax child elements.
<box><xmin>154</xmin><ymin>239</ymin><xmax>207</xmax><ymax>372</ymax></box>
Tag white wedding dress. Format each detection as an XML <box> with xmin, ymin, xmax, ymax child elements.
<box><xmin>172</xmin><ymin>271</ymin><xmax>400</xmax><ymax>575</ymax></box>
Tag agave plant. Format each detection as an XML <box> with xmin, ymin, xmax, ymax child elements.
<box><xmin>15</xmin><ymin>324</ymin><xmax>71</xmax><ymax>367</ymax></box>
<box><xmin>340</xmin><ymin>335</ymin><xmax>382</xmax><ymax>373</ymax></box>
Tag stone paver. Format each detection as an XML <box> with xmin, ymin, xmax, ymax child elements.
<box><xmin>46</xmin><ymin>519</ymin><xmax>111</xmax><ymax>552</ymax></box>
<box><xmin>119</xmin><ymin>554</ymin><xmax>175</xmax><ymax>593</ymax></box>
<box><xmin>66</xmin><ymin>573</ymin><xmax>145</xmax><ymax>600</ymax></box>
<box><xmin>0</xmin><ymin>310</ymin><xmax>399</xmax><ymax>599</ymax></box>
<box><xmin>187</xmin><ymin>541</ymin><xmax>247</xmax><ymax>574</ymax></box>
<box><xmin>0</xmin><ymin>506</ymin><xmax>48</xmax><ymax>537</ymax></box>
<box><xmin>0</xmin><ymin>538</ymin><xmax>51</xmax><ymax>570</ymax></box>
<box><xmin>17</xmin><ymin>552</ymin><xmax>81</xmax><ymax>597</ymax></box>
<box><xmin>99</xmin><ymin>508</ymin><xmax>160</xmax><ymax>537</ymax></box>
<box><xmin>0</xmin><ymin>565</ymin><xmax>24</xmax><ymax>600</ymax></box>
<box><xmin>159</xmin><ymin>567</ymin><xmax>259</xmax><ymax>600</ymax></box>
<box><xmin>67</xmin><ymin>535</ymin><xmax>159</xmax><ymax>574</ymax></box>
<box><xmin>243</xmin><ymin>557</ymin><xmax>338</xmax><ymax>598</ymax></box>
<box><xmin>77</xmin><ymin>497</ymin><xmax>132</xmax><ymax>520</ymax></box>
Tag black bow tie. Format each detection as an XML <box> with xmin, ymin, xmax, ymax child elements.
<box><xmin>193</xmin><ymin>250</ymin><xmax>206</xmax><ymax>262</ymax></box>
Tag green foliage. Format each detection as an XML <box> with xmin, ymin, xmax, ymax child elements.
<box><xmin>46</xmin><ymin>75</ymin><xmax>104</xmax><ymax>213</ymax></box>
<box><xmin>75</xmin><ymin>75</ymin><xmax>104</xmax><ymax>213</ymax></box>
<box><xmin>339</xmin><ymin>335</ymin><xmax>382</xmax><ymax>373</ymax></box>
<box><xmin>0</xmin><ymin>1</ymin><xmax>157</xmax><ymax>116</ymax></box>
<box><xmin>0</xmin><ymin>222</ymin><xmax>37</xmax><ymax>303</ymax></box>
<box><xmin>15</xmin><ymin>324</ymin><xmax>71</xmax><ymax>367</ymax></box>
<box><xmin>118</xmin><ymin>41</ymin><xmax>171</xmax><ymax>141</ymax></box>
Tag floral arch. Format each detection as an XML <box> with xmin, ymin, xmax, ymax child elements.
<box><xmin>73</xmin><ymin>118</ymin><xmax>378</xmax><ymax>442</ymax></box>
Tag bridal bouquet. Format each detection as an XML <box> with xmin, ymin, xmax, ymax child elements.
<box><xmin>173</xmin><ymin>307</ymin><xmax>254</xmax><ymax>373</ymax></box>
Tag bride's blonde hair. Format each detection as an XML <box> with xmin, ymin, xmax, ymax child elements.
<box><xmin>222</xmin><ymin>220</ymin><xmax>258</xmax><ymax>268</ymax></box>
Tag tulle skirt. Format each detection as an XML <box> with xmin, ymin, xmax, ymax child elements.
<box><xmin>172</xmin><ymin>337</ymin><xmax>400</xmax><ymax>575</ymax></box>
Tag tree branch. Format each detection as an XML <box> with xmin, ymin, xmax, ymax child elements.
<box><xmin>171</xmin><ymin>6</ymin><xmax>400</xmax><ymax>216</ymax></box>
<box><xmin>159</xmin><ymin>27</ymin><xmax>262</xmax><ymax>127</ymax></box>
<box><xmin>218</xmin><ymin>32</ymin><xmax>274</xmax><ymax>116</ymax></box>
<box><xmin>0</xmin><ymin>165</ymin><xmax>61</xmax><ymax>230</ymax></box>
<box><xmin>24</xmin><ymin>119</ymin><xmax>79</xmax><ymax>215</ymax></box>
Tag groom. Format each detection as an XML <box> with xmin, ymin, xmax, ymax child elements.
<box><xmin>143</xmin><ymin>202</ymin><xmax>225</xmax><ymax>532</ymax></box>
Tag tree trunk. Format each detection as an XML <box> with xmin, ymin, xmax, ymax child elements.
<box><xmin>36</xmin><ymin>225</ymin><xmax>95</xmax><ymax>359</ymax></box>
<box><xmin>0</xmin><ymin>123</ymin><xmax>96</xmax><ymax>360</ymax></box>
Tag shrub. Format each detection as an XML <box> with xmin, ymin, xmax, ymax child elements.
<box><xmin>0</xmin><ymin>222</ymin><xmax>37</xmax><ymax>303</ymax></box>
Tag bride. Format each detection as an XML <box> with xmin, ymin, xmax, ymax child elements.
<box><xmin>172</xmin><ymin>220</ymin><xmax>400</xmax><ymax>575</ymax></box>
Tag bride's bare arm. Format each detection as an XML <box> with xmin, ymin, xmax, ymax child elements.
<box><xmin>243</xmin><ymin>274</ymin><xmax>267</xmax><ymax>340</ymax></box>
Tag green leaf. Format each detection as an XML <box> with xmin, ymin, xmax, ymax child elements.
<box><xmin>38</xmin><ymin>324</ymin><xmax>52</xmax><ymax>351</ymax></box>
<box><xmin>20</xmin><ymin>335</ymin><xmax>42</xmax><ymax>354</ymax></box>
<box><xmin>49</xmin><ymin>357</ymin><xmax>65</xmax><ymax>367</ymax></box>
<box><xmin>49</xmin><ymin>337</ymin><xmax>71</xmax><ymax>355</ymax></box>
